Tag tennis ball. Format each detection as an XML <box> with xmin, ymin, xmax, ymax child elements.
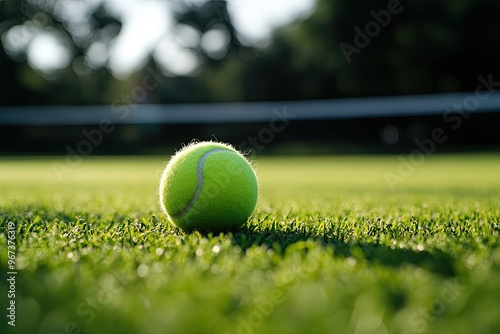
<box><xmin>159</xmin><ymin>141</ymin><xmax>258</xmax><ymax>232</ymax></box>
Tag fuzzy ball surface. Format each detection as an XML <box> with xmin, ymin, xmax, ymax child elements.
<box><xmin>159</xmin><ymin>142</ymin><xmax>258</xmax><ymax>232</ymax></box>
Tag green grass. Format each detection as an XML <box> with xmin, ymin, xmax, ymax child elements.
<box><xmin>1</xmin><ymin>154</ymin><xmax>500</xmax><ymax>334</ymax></box>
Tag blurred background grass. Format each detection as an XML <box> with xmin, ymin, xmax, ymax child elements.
<box><xmin>2</xmin><ymin>153</ymin><xmax>500</xmax><ymax>199</ymax></box>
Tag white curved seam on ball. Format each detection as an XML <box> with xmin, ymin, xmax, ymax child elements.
<box><xmin>173</xmin><ymin>148</ymin><xmax>232</xmax><ymax>219</ymax></box>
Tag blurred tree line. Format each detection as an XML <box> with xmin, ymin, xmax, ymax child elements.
<box><xmin>1</xmin><ymin>0</ymin><xmax>500</xmax><ymax>106</ymax></box>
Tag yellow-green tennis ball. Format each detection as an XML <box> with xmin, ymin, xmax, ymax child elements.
<box><xmin>159</xmin><ymin>141</ymin><xmax>258</xmax><ymax>232</ymax></box>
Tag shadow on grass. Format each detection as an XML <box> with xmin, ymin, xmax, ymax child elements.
<box><xmin>228</xmin><ymin>225</ymin><xmax>457</xmax><ymax>278</ymax></box>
